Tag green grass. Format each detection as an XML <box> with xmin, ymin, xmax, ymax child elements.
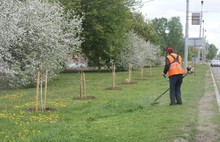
<box><xmin>0</xmin><ymin>65</ymin><xmax>218</xmax><ymax>142</ymax></box>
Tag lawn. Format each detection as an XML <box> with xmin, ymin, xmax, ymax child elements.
<box><xmin>0</xmin><ymin>64</ymin><xmax>214</xmax><ymax>142</ymax></box>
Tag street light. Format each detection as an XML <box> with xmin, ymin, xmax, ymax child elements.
<box><xmin>184</xmin><ymin>0</ymin><xmax>189</xmax><ymax>71</ymax></box>
<box><xmin>199</xmin><ymin>1</ymin><xmax>204</xmax><ymax>38</ymax></box>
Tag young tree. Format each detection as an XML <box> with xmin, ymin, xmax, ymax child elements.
<box><xmin>120</xmin><ymin>31</ymin><xmax>161</xmax><ymax>70</ymax></box>
<box><xmin>0</xmin><ymin>0</ymin><xmax>83</xmax><ymax>87</ymax></box>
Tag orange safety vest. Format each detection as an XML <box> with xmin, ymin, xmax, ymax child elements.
<box><xmin>167</xmin><ymin>53</ymin><xmax>185</xmax><ymax>77</ymax></box>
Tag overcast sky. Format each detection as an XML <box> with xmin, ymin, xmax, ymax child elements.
<box><xmin>139</xmin><ymin>0</ymin><xmax>220</xmax><ymax>50</ymax></box>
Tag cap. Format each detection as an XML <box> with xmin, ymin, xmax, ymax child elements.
<box><xmin>166</xmin><ymin>47</ymin><xmax>173</xmax><ymax>53</ymax></box>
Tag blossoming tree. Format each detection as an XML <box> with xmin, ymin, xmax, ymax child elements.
<box><xmin>120</xmin><ymin>31</ymin><xmax>161</xmax><ymax>70</ymax></box>
<box><xmin>0</xmin><ymin>0</ymin><xmax>83</xmax><ymax>87</ymax></box>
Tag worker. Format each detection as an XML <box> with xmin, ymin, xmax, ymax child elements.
<box><xmin>162</xmin><ymin>47</ymin><xmax>185</xmax><ymax>106</ymax></box>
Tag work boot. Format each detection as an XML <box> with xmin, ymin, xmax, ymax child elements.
<box><xmin>170</xmin><ymin>103</ymin><xmax>176</xmax><ymax>106</ymax></box>
<box><xmin>176</xmin><ymin>102</ymin><xmax>182</xmax><ymax>105</ymax></box>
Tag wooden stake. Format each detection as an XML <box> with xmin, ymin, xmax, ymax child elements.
<box><xmin>140</xmin><ymin>66</ymin><xmax>143</xmax><ymax>80</ymax></box>
<box><xmin>83</xmin><ymin>73</ymin><xmax>86</xmax><ymax>97</ymax></box>
<box><xmin>44</xmin><ymin>70</ymin><xmax>48</xmax><ymax>110</ymax></box>
<box><xmin>36</xmin><ymin>70</ymin><xmax>40</xmax><ymax>111</ymax></box>
<box><xmin>112</xmin><ymin>65</ymin><xmax>116</xmax><ymax>88</ymax></box>
<box><xmin>128</xmin><ymin>64</ymin><xmax>132</xmax><ymax>83</ymax></box>
<box><xmin>131</xmin><ymin>64</ymin><xmax>132</xmax><ymax>81</ymax></box>
<box><xmin>80</xmin><ymin>71</ymin><xmax>83</xmax><ymax>98</ymax></box>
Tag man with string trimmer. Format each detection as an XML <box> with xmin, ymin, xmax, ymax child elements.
<box><xmin>162</xmin><ymin>47</ymin><xmax>185</xmax><ymax>106</ymax></box>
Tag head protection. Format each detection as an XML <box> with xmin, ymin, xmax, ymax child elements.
<box><xmin>166</xmin><ymin>47</ymin><xmax>173</xmax><ymax>54</ymax></box>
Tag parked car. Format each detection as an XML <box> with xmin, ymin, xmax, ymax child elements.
<box><xmin>211</xmin><ymin>59</ymin><xmax>220</xmax><ymax>67</ymax></box>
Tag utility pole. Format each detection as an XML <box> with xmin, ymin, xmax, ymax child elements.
<box><xmin>184</xmin><ymin>0</ymin><xmax>189</xmax><ymax>71</ymax></box>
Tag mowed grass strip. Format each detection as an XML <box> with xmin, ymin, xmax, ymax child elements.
<box><xmin>0</xmin><ymin>65</ymin><xmax>210</xmax><ymax>142</ymax></box>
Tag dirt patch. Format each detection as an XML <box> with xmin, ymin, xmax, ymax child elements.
<box><xmin>121</xmin><ymin>79</ymin><xmax>137</xmax><ymax>84</ymax></box>
<box><xmin>193</xmin><ymin>70</ymin><xmax>220</xmax><ymax>142</ymax></box>
<box><xmin>105</xmin><ymin>87</ymin><xmax>122</xmax><ymax>90</ymax></box>
<box><xmin>73</xmin><ymin>96</ymin><xmax>96</xmax><ymax>100</ymax></box>
<box><xmin>26</xmin><ymin>107</ymin><xmax>56</xmax><ymax>112</ymax></box>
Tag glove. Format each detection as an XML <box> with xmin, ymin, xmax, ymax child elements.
<box><xmin>161</xmin><ymin>72</ymin><xmax>166</xmax><ymax>78</ymax></box>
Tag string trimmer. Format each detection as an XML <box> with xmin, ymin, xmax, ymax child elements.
<box><xmin>150</xmin><ymin>66</ymin><xmax>192</xmax><ymax>106</ymax></box>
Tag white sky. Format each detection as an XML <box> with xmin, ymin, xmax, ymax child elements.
<box><xmin>138</xmin><ymin>0</ymin><xmax>220</xmax><ymax>50</ymax></box>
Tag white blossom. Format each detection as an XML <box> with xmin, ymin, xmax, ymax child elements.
<box><xmin>0</xmin><ymin>0</ymin><xmax>83</xmax><ymax>87</ymax></box>
<box><xmin>120</xmin><ymin>31</ymin><xmax>161</xmax><ymax>70</ymax></box>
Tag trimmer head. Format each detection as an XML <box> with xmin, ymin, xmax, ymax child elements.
<box><xmin>150</xmin><ymin>101</ymin><xmax>159</xmax><ymax>106</ymax></box>
<box><xmin>150</xmin><ymin>88</ymin><xmax>170</xmax><ymax>106</ymax></box>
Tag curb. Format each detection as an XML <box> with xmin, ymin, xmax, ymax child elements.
<box><xmin>210</xmin><ymin>68</ymin><xmax>220</xmax><ymax>113</ymax></box>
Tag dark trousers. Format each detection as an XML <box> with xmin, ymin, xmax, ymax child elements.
<box><xmin>169</xmin><ymin>74</ymin><xmax>183</xmax><ymax>104</ymax></box>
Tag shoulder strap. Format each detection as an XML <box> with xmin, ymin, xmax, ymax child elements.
<box><xmin>169</xmin><ymin>54</ymin><xmax>179</xmax><ymax>64</ymax></box>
